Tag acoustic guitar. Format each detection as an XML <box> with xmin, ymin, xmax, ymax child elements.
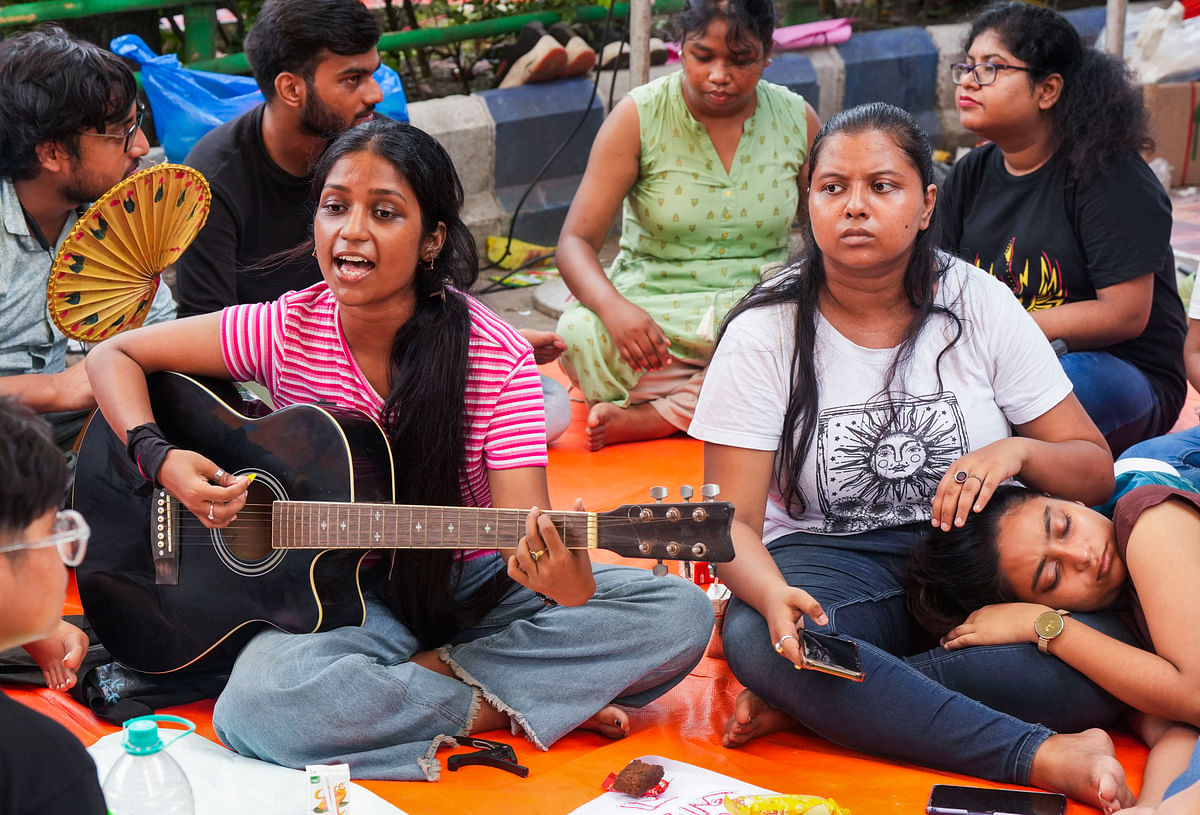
<box><xmin>73</xmin><ymin>372</ymin><xmax>735</xmax><ymax>674</ymax></box>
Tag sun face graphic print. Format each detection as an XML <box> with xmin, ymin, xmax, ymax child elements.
<box><xmin>815</xmin><ymin>393</ymin><xmax>967</xmax><ymax>532</ymax></box>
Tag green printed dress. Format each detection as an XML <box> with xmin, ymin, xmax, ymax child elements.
<box><xmin>558</xmin><ymin>71</ymin><xmax>810</xmax><ymax>406</ymax></box>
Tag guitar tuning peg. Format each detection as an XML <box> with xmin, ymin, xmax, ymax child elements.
<box><xmin>701</xmin><ymin>483</ymin><xmax>720</xmax><ymax>502</ymax></box>
<box><xmin>680</xmin><ymin>485</ymin><xmax>694</xmax><ymax>502</ymax></box>
<box><xmin>652</xmin><ymin>560</ymin><xmax>668</xmax><ymax>577</ymax></box>
<box><xmin>649</xmin><ymin>486</ymin><xmax>668</xmax><ymax>504</ymax></box>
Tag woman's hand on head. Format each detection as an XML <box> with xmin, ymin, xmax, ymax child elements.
<box><xmin>941</xmin><ymin>602</ymin><xmax>1050</xmax><ymax>650</ymax></box>
<box><xmin>158</xmin><ymin>450</ymin><xmax>252</xmax><ymax>529</ymax></box>
<box><xmin>931</xmin><ymin>438</ymin><xmax>1028</xmax><ymax>531</ymax></box>
<box><xmin>763</xmin><ymin>583</ymin><xmax>828</xmax><ymax>668</ymax></box>
<box><xmin>508</xmin><ymin>504</ymin><xmax>595</xmax><ymax>606</ymax></box>
<box><xmin>596</xmin><ymin>298</ymin><xmax>672</xmax><ymax>372</ymax></box>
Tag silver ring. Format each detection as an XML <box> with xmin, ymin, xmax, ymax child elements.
<box><xmin>773</xmin><ymin>633</ymin><xmax>798</xmax><ymax>653</ymax></box>
<box><xmin>954</xmin><ymin>470</ymin><xmax>968</xmax><ymax>483</ymax></box>
<box><xmin>213</xmin><ymin>468</ymin><xmax>225</xmax><ymax>480</ymax></box>
<box><xmin>208</xmin><ymin>501</ymin><xmax>215</xmax><ymax>521</ymax></box>
<box><xmin>967</xmin><ymin>474</ymin><xmax>984</xmax><ymax>485</ymax></box>
<box><xmin>530</xmin><ymin>548</ymin><xmax>546</xmax><ymax>563</ymax></box>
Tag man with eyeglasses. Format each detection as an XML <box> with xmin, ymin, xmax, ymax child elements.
<box><xmin>0</xmin><ymin>397</ymin><xmax>105</xmax><ymax>814</ymax></box>
<box><xmin>0</xmin><ymin>26</ymin><xmax>176</xmax><ymax>451</ymax></box>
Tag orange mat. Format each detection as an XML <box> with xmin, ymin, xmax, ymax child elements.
<box><xmin>5</xmin><ymin>365</ymin><xmax>1153</xmax><ymax>814</ymax></box>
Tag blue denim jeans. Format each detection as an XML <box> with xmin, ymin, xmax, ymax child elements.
<box><xmin>1060</xmin><ymin>351</ymin><xmax>1165</xmax><ymax>456</ymax></box>
<box><xmin>213</xmin><ymin>554</ymin><xmax>712</xmax><ymax>780</ymax></box>
<box><xmin>1165</xmin><ymin>735</ymin><xmax>1200</xmax><ymax>799</ymax></box>
<box><xmin>1120</xmin><ymin>425</ymin><xmax>1200</xmax><ymax>489</ymax></box>
<box><xmin>723</xmin><ymin>526</ymin><xmax>1138</xmax><ymax>784</ymax></box>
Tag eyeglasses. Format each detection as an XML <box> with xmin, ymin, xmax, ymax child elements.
<box><xmin>79</xmin><ymin>101</ymin><xmax>146</xmax><ymax>153</ymax></box>
<box><xmin>0</xmin><ymin>509</ymin><xmax>90</xmax><ymax>567</ymax></box>
<box><xmin>950</xmin><ymin>62</ymin><xmax>1040</xmax><ymax>86</ymax></box>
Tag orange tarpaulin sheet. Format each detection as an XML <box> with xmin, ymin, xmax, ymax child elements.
<box><xmin>4</xmin><ymin>366</ymin><xmax>1154</xmax><ymax>814</ymax></box>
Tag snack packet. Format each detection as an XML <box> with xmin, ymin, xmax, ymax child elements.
<box><xmin>307</xmin><ymin>763</ymin><xmax>351</xmax><ymax>814</ymax></box>
<box><xmin>724</xmin><ymin>793</ymin><xmax>849</xmax><ymax>815</ymax></box>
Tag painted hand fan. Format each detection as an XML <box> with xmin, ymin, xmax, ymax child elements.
<box><xmin>47</xmin><ymin>163</ymin><xmax>210</xmax><ymax>341</ymax></box>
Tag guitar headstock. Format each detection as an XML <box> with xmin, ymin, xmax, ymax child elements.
<box><xmin>597</xmin><ymin>484</ymin><xmax>735</xmax><ymax>563</ymax></box>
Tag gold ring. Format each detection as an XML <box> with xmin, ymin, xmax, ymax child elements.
<box><xmin>530</xmin><ymin>548</ymin><xmax>546</xmax><ymax>563</ymax></box>
<box><xmin>208</xmin><ymin>501</ymin><xmax>215</xmax><ymax>521</ymax></box>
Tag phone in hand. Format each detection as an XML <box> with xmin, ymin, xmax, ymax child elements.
<box><xmin>926</xmin><ymin>784</ymin><xmax>1066</xmax><ymax>815</ymax></box>
<box><xmin>800</xmin><ymin>629</ymin><xmax>865</xmax><ymax>682</ymax></box>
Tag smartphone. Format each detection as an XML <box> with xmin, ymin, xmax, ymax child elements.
<box><xmin>800</xmin><ymin>629</ymin><xmax>865</xmax><ymax>682</ymax></box>
<box><xmin>926</xmin><ymin>784</ymin><xmax>1066</xmax><ymax>815</ymax></box>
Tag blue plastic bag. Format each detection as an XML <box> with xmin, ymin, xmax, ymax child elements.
<box><xmin>111</xmin><ymin>34</ymin><xmax>409</xmax><ymax>162</ymax></box>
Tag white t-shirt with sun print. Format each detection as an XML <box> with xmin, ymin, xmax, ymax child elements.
<box><xmin>689</xmin><ymin>254</ymin><xmax>1071</xmax><ymax>542</ymax></box>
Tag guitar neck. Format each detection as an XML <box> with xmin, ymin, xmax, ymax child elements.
<box><xmin>272</xmin><ymin>502</ymin><xmax>595</xmax><ymax>551</ymax></box>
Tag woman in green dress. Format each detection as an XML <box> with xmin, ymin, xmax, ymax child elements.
<box><xmin>555</xmin><ymin>0</ymin><xmax>819</xmax><ymax>450</ymax></box>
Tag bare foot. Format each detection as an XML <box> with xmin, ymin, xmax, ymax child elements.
<box><xmin>1031</xmin><ymin>729</ymin><xmax>1134</xmax><ymax>813</ymax></box>
<box><xmin>586</xmin><ymin>402</ymin><xmax>677</xmax><ymax>451</ymax></box>
<box><xmin>22</xmin><ymin>619</ymin><xmax>88</xmax><ymax>691</ymax></box>
<box><xmin>579</xmin><ymin>704</ymin><xmax>629</xmax><ymax>739</ymax></box>
<box><xmin>722</xmin><ymin>689</ymin><xmax>799</xmax><ymax>748</ymax></box>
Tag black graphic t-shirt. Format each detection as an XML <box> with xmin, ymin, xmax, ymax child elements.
<box><xmin>941</xmin><ymin>144</ymin><xmax>1186</xmax><ymax>428</ymax></box>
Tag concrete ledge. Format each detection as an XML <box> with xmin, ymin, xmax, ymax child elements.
<box><xmin>762</xmin><ymin>52</ymin><xmax>821</xmax><ymax>111</ymax></box>
<box><xmin>479</xmin><ymin>77</ymin><xmax>604</xmax><ymax>189</ymax></box>
<box><xmin>804</xmin><ymin>46</ymin><xmax>846</xmax><ymax>126</ymax></box>
<box><xmin>407</xmin><ymin>93</ymin><xmax>501</xmax><ymax>253</ymax></box>
<box><xmin>839</xmin><ymin>26</ymin><xmax>941</xmax><ymax>146</ymax></box>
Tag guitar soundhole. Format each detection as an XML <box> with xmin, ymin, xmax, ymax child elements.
<box><xmin>222</xmin><ymin>479</ymin><xmax>275</xmax><ymax>562</ymax></box>
<box><xmin>212</xmin><ymin>470</ymin><xmax>286</xmax><ymax>576</ymax></box>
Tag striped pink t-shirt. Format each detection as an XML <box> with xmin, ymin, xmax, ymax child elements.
<box><xmin>220</xmin><ymin>283</ymin><xmax>548</xmax><ymax>513</ymax></box>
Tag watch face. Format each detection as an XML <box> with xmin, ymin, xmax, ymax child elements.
<box><xmin>1036</xmin><ymin>611</ymin><xmax>1064</xmax><ymax>639</ymax></box>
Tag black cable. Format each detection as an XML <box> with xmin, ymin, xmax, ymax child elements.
<box><xmin>479</xmin><ymin>1</ymin><xmax>623</xmax><ymax>291</ymax></box>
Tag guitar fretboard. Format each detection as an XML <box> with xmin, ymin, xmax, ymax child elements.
<box><xmin>271</xmin><ymin>502</ymin><xmax>597</xmax><ymax>550</ymax></box>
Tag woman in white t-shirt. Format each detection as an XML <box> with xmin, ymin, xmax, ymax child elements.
<box><xmin>690</xmin><ymin>103</ymin><xmax>1135</xmax><ymax>811</ymax></box>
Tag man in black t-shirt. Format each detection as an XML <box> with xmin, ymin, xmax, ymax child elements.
<box><xmin>0</xmin><ymin>399</ymin><xmax>105</xmax><ymax>815</ymax></box>
<box><xmin>175</xmin><ymin>0</ymin><xmax>383</xmax><ymax>316</ymax></box>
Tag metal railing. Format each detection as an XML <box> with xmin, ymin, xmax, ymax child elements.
<box><xmin>1</xmin><ymin>0</ymin><xmax>681</xmax><ymax>71</ymax></box>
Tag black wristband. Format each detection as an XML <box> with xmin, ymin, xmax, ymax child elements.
<box><xmin>125</xmin><ymin>423</ymin><xmax>177</xmax><ymax>486</ymax></box>
<box><xmin>535</xmin><ymin>592</ymin><xmax>559</xmax><ymax>607</ymax></box>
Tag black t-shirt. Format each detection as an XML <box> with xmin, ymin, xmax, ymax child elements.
<box><xmin>941</xmin><ymin>144</ymin><xmax>1186</xmax><ymax>429</ymax></box>
<box><xmin>0</xmin><ymin>691</ymin><xmax>106</xmax><ymax>814</ymax></box>
<box><xmin>176</xmin><ymin>104</ymin><xmax>320</xmax><ymax>316</ymax></box>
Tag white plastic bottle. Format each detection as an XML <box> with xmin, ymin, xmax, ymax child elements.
<box><xmin>101</xmin><ymin>715</ymin><xmax>196</xmax><ymax>815</ymax></box>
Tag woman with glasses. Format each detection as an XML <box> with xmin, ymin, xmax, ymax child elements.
<box><xmin>0</xmin><ymin>398</ymin><xmax>105</xmax><ymax>813</ymax></box>
<box><xmin>940</xmin><ymin>1</ymin><xmax>1185</xmax><ymax>457</ymax></box>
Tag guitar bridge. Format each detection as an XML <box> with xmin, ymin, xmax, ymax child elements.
<box><xmin>153</xmin><ymin>488</ymin><xmax>180</xmax><ymax>585</ymax></box>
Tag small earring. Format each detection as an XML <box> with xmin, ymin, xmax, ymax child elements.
<box><xmin>423</xmin><ymin>256</ymin><xmax>436</xmax><ymax>271</ymax></box>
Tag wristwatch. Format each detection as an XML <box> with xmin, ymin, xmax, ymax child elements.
<box><xmin>1035</xmin><ymin>609</ymin><xmax>1070</xmax><ymax>654</ymax></box>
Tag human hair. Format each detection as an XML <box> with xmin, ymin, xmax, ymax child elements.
<box><xmin>0</xmin><ymin>398</ymin><xmax>67</xmax><ymax>548</ymax></box>
<box><xmin>311</xmin><ymin>119</ymin><xmax>487</xmax><ymax>646</ymax></box>
<box><xmin>904</xmin><ymin>485</ymin><xmax>1036</xmax><ymax>636</ymax></box>
<box><xmin>717</xmin><ymin>102</ymin><xmax>958</xmax><ymax>518</ymax></box>
<box><xmin>966</xmin><ymin>1</ymin><xmax>1153</xmax><ymax>177</ymax></box>
<box><xmin>244</xmin><ymin>0</ymin><xmax>381</xmax><ymax>100</ymax></box>
<box><xmin>679</xmin><ymin>0</ymin><xmax>775</xmax><ymax>58</ymax></box>
<box><xmin>0</xmin><ymin>25</ymin><xmax>138</xmax><ymax>181</ymax></box>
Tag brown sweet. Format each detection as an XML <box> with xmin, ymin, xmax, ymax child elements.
<box><xmin>612</xmin><ymin>759</ymin><xmax>665</xmax><ymax>796</ymax></box>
